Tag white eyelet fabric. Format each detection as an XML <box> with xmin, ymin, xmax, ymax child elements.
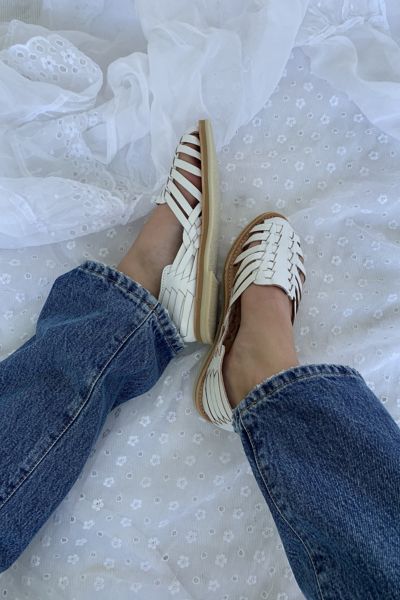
<box><xmin>0</xmin><ymin>2</ymin><xmax>400</xmax><ymax>600</ymax></box>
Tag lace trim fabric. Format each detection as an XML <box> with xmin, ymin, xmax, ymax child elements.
<box><xmin>0</xmin><ymin>34</ymin><xmax>101</xmax><ymax>91</ymax></box>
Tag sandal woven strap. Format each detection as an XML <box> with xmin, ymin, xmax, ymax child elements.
<box><xmin>202</xmin><ymin>216</ymin><xmax>306</xmax><ymax>430</ymax></box>
<box><xmin>156</xmin><ymin>130</ymin><xmax>202</xmax><ymax>342</ymax></box>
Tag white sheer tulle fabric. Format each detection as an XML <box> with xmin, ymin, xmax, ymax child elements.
<box><xmin>0</xmin><ymin>1</ymin><xmax>400</xmax><ymax>599</ymax></box>
<box><xmin>1</xmin><ymin>0</ymin><xmax>400</xmax><ymax>248</ymax></box>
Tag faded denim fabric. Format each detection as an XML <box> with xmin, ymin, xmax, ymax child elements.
<box><xmin>233</xmin><ymin>364</ymin><xmax>400</xmax><ymax>600</ymax></box>
<box><xmin>0</xmin><ymin>261</ymin><xmax>184</xmax><ymax>569</ymax></box>
<box><xmin>0</xmin><ymin>261</ymin><xmax>399</xmax><ymax>600</ymax></box>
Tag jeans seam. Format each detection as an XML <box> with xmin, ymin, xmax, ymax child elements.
<box><xmin>79</xmin><ymin>266</ymin><xmax>182</xmax><ymax>354</ymax></box>
<box><xmin>78</xmin><ymin>266</ymin><xmax>156</xmax><ymax>312</ymax></box>
<box><xmin>0</xmin><ymin>308</ymin><xmax>156</xmax><ymax>512</ymax></box>
<box><xmin>153</xmin><ymin>310</ymin><xmax>183</xmax><ymax>354</ymax></box>
<box><xmin>239</xmin><ymin>410</ymin><xmax>326</xmax><ymax>600</ymax></box>
<box><xmin>240</xmin><ymin>372</ymin><xmax>362</xmax><ymax>417</ymax></box>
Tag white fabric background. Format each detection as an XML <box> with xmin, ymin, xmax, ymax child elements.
<box><xmin>0</xmin><ymin>1</ymin><xmax>399</xmax><ymax>599</ymax></box>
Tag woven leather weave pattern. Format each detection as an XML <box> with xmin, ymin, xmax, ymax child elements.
<box><xmin>202</xmin><ymin>217</ymin><xmax>306</xmax><ymax>429</ymax></box>
<box><xmin>157</xmin><ymin>131</ymin><xmax>202</xmax><ymax>342</ymax></box>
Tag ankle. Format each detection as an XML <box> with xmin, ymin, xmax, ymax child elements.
<box><xmin>118</xmin><ymin>247</ymin><xmax>159</xmax><ymax>298</ymax></box>
<box><xmin>226</xmin><ymin>341</ymin><xmax>298</xmax><ymax>406</ymax></box>
<box><xmin>223</xmin><ymin>318</ymin><xmax>299</xmax><ymax>408</ymax></box>
<box><xmin>117</xmin><ymin>205</ymin><xmax>183</xmax><ymax>297</ymax></box>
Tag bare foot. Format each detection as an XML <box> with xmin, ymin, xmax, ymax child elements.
<box><xmin>117</xmin><ymin>134</ymin><xmax>201</xmax><ymax>298</ymax></box>
<box><xmin>223</xmin><ymin>273</ymin><xmax>304</xmax><ymax>408</ymax></box>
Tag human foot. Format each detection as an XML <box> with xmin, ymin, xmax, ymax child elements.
<box><xmin>223</xmin><ymin>271</ymin><xmax>303</xmax><ymax>408</ymax></box>
<box><xmin>117</xmin><ymin>120</ymin><xmax>220</xmax><ymax>344</ymax></box>
<box><xmin>195</xmin><ymin>213</ymin><xmax>306</xmax><ymax>430</ymax></box>
<box><xmin>117</xmin><ymin>136</ymin><xmax>201</xmax><ymax>298</ymax></box>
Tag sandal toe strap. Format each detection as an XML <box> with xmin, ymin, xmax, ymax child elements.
<box><xmin>231</xmin><ymin>217</ymin><xmax>305</xmax><ymax>316</ymax></box>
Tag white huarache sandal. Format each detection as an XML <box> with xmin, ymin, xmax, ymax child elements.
<box><xmin>195</xmin><ymin>212</ymin><xmax>306</xmax><ymax>430</ymax></box>
<box><xmin>157</xmin><ymin>120</ymin><xmax>220</xmax><ymax>344</ymax></box>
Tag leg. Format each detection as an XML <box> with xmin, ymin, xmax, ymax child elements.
<box><xmin>0</xmin><ymin>131</ymin><xmax>202</xmax><ymax>571</ymax></box>
<box><xmin>224</xmin><ymin>283</ymin><xmax>400</xmax><ymax>599</ymax></box>
<box><xmin>0</xmin><ymin>261</ymin><xmax>183</xmax><ymax>571</ymax></box>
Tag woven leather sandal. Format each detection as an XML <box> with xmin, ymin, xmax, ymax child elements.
<box><xmin>195</xmin><ymin>212</ymin><xmax>306</xmax><ymax>430</ymax></box>
<box><xmin>157</xmin><ymin>120</ymin><xmax>220</xmax><ymax>344</ymax></box>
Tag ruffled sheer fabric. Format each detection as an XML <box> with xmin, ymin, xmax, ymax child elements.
<box><xmin>299</xmin><ymin>0</ymin><xmax>400</xmax><ymax>141</ymax></box>
<box><xmin>1</xmin><ymin>0</ymin><xmax>400</xmax><ymax>248</ymax></box>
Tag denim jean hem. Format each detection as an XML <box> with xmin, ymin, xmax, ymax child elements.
<box><xmin>78</xmin><ymin>260</ymin><xmax>184</xmax><ymax>356</ymax></box>
<box><xmin>232</xmin><ymin>363</ymin><xmax>363</xmax><ymax>432</ymax></box>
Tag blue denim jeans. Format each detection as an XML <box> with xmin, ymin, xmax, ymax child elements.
<box><xmin>0</xmin><ymin>261</ymin><xmax>399</xmax><ymax>599</ymax></box>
